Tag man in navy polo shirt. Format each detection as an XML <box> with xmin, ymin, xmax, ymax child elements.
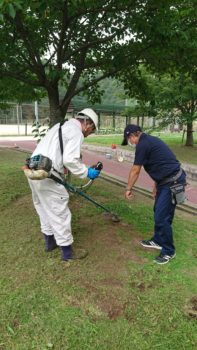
<box><xmin>122</xmin><ymin>124</ymin><xmax>186</xmax><ymax>265</ymax></box>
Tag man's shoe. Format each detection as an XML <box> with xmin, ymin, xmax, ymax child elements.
<box><xmin>140</xmin><ymin>239</ymin><xmax>162</xmax><ymax>250</ymax></box>
<box><xmin>61</xmin><ymin>245</ymin><xmax>88</xmax><ymax>261</ymax></box>
<box><xmin>44</xmin><ymin>234</ymin><xmax>58</xmax><ymax>252</ymax></box>
<box><xmin>154</xmin><ymin>253</ymin><xmax>176</xmax><ymax>265</ymax></box>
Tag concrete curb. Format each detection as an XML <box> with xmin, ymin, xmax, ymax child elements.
<box><xmin>100</xmin><ymin>171</ymin><xmax>197</xmax><ymax>216</ymax></box>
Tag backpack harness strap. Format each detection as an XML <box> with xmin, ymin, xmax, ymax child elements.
<box><xmin>52</xmin><ymin>119</ymin><xmax>68</xmax><ymax>177</ymax></box>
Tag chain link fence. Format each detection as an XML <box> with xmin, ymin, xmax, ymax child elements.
<box><xmin>0</xmin><ymin>102</ymin><xmax>156</xmax><ymax>135</ymax></box>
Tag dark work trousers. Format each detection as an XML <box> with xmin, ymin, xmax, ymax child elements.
<box><xmin>153</xmin><ymin>172</ymin><xmax>186</xmax><ymax>256</ymax></box>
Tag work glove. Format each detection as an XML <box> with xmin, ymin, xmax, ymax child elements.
<box><xmin>87</xmin><ymin>167</ymin><xmax>100</xmax><ymax>180</ymax></box>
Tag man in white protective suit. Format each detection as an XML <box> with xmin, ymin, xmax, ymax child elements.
<box><xmin>28</xmin><ymin>108</ymin><xmax>100</xmax><ymax>261</ymax></box>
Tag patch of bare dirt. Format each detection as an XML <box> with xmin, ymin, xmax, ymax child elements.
<box><xmin>70</xmin><ymin>282</ymin><xmax>138</xmax><ymax>321</ymax></box>
<box><xmin>67</xmin><ymin>195</ymin><xmax>148</xmax><ymax>320</ymax></box>
<box><xmin>185</xmin><ymin>296</ymin><xmax>197</xmax><ymax>319</ymax></box>
<box><xmin>15</xmin><ymin>194</ymin><xmax>32</xmax><ymax>206</ymax></box>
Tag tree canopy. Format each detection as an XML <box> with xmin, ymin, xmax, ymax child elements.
<box><xmin>122</xmin><ymin>66</ymin><xmax>197</xmax><ymax>146</ymax></box>
<box><xmin>0</xmin><ymin>0</ymin><xmax>196</xmax><ymax>125</ymax></box>
<box><xmin>154</xmin><ymin>73</ymin><xmax>197</xmax><ymax>146</ymax></box>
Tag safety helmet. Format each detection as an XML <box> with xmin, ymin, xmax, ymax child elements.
<box><xmin>77</xmin><ymin>108</ymin><xmax>98</xmax><ymax>130</ymax></box>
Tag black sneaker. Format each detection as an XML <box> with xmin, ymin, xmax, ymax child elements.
<box><xmin>140</xmin><ymin>239</ymin><xmax>162</xmax><ymax>250</ymax></box>
<box><xmin>154</xmin><ymin>253</ymin><xmax>176</xmax><ymax>265</ymax></box>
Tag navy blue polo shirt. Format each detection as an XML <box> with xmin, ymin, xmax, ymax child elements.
<box><xmin>134</xmin><ymin>133</ymin><xmax>180</xmax><ymax>183</ymax></box>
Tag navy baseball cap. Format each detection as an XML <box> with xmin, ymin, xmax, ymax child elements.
<box><xmin>121</xmin><ymin>124</ymin><xmax>142</xmax><ymax>145</ymax></box>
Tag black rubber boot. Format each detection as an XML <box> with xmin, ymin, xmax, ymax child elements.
<box><xmin>44</xmin><ymin>234</ymin><xmax>58</xmax><ymax>252</ymax></box>
<box><xmin>61</xmin><ymin>245</ymin><xmax>88</xmax><ymax>261</ymax></box>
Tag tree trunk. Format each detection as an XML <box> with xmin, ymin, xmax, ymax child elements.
<box><xmin>185</xmin><ymin>121</ymin><xmax>193</xmax><ymax>147</ymax></box>
<box><xmin>47</xmin><ymin>86</ymin><xmax>65</xmax><ymax>126</ymax></box>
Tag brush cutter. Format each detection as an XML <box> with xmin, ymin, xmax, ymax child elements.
<box><xmin>50</xmin><ymin>162</ymin><xmax>120</xmax><ymax>223</ymax></box>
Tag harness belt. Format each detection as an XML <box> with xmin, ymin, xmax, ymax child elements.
<box><xmin>158</xmin><ymin>168</ymin><xmax>183</xmax><ymax>186</ymax></box>
<box><xmin>52</xmin><ymin>167</ymin><xmax>64</xmax><ymax>178</ymax></box>
<box><xmin>50</xmin><ymin>173</ymin><xmax>65</xmax><ymax>186</ymax></box>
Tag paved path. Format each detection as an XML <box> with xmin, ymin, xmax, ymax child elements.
<box><xmin>0</xmin><ymin>139</ymin><xmax>197</xmax><ymax>206</ymax></box>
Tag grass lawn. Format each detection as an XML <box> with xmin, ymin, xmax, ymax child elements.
<box><xmin>85</xmin><ymin>132</ymin><xmax>197</xmax><ymax>165</ymax></box>
<box><xmin>0</xmin><ymin>148</ymin><xmax>197</xmax><ymax>350</ymax></box>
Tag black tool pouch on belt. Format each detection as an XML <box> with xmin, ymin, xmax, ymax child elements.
<box><xmin>170</xmin><ymin>183</ymin><xmax>186</xmax><ymax>205</ymax></box>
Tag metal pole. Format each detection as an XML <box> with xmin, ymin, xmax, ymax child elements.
<box><xmin>112</xmin><ymin>111</ymin><xmax>115</xmax><ymax>131</ymax></box>
<box><xmin>25</xmin><ymin>120</ymin><xmax>27</xmax><ymax>136</ymax></box>
<box><xmin>20</xmin><ymin>104</ymin><xmax>23</xmax><ymax>134</ymax></box>
<box><xmin>16</xmin><ymin>104</ymin><xmax>20</xmax><ymax>135</ymax></box>
<box><xmin>20</xmin><ymin>104</ymin><xmax>23</xmax><ymax>123</ymax></box>
<box><xmin>98</xmin><ymin>112</ymin><xmax>100</xmax><ymax>131</ymax></box>
<box><xmin>35</xmin><ymin>101</ymin><xmax>39</xmax><ymax>124</ymax></box>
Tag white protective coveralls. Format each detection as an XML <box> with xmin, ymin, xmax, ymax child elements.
<box><xmin>29</xmin><ymin>118</ymin><xmax>88</xmax><ymax>246</ymax></box>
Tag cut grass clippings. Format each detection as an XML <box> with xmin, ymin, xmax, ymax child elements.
<box><xmin>0</xmin><ymin>148</ymin><xmax>197</xmax><ymax>350</ymax></box>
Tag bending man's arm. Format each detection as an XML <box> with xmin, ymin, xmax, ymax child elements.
<box><xmin>125</xmin><ymin>165</ymin><xmax>142</xmax><ymax>200</ymax></box>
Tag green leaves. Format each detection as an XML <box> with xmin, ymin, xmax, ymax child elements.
<box><xmin>32</xmin><ymin>121</ymin><xmax>49</xmax><ymax>142</ymax></box>
<box><xmin>8</xmin><ymin>3</ymin><xmax>15</xmax><ymax>18</ymax></box>
<box><xmin>0</xmin><ymin>0</ymin><xmax>22</xmax><ymax>19</ymax></box>
<box><xmin>0</xmin><ymin>0</ymin><xmax>196</xmax><ymax>125</ymax></box>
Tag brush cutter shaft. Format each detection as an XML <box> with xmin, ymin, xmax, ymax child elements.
<box><xmin>65</xmin><ymin>182</ymin><xmax>112</xmax><ymax>214</ymax></box>
<box><xmin>50</xmin><ymin>173</ymin><xmax>114</xmax><ymax>215</ymax></box>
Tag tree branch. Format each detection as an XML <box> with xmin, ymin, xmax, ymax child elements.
<box><xmin>61</xmin><ymin>67</ymin><xmax>120</xmax><ymax>109</ymax></box>
<box><xmin>74</xmin><ymin>70</ymin><xmax>119</xmax><ymax>95</ymax></box>
<box><xmin>13</xmin><ymin>13</ymin><xmax>46</xmax><ymax>83</ymax></box>
<box><xmin>61</xmin><ymin>48</ymin><xmax>88</xmax><ymax>108</ymax></box>
<box><xmin>16</xmin><ymin>51</ymin><xmax>38</xmax><ymax>73</ymax></box>
<box><xmin>57</xmin><ymin>1</ymin><xmax>69</xmax><ymax>69</ymax></box>
<box><xmin>61</xmin><ymin>42</ymin><xmax>154</xmax><ymax>108</ymax></box>
<box><xmin>68</xmin><ymin>3</ymin><xmax>133</xmax><ymax>23</ymax></box>
<box><xmin>0</xmin><ymin>70</ymin><xmax>42</xmax><ymax>87</ymax></box>
<box><xmin>63</xmin><ymin>32</ymin><xmax>117</xmax><ymax>62</ymax></box>
<box><xmin>61</xmin><ymin>18</ymin><xmax>79</xmax><ymax>62</ymax></box>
